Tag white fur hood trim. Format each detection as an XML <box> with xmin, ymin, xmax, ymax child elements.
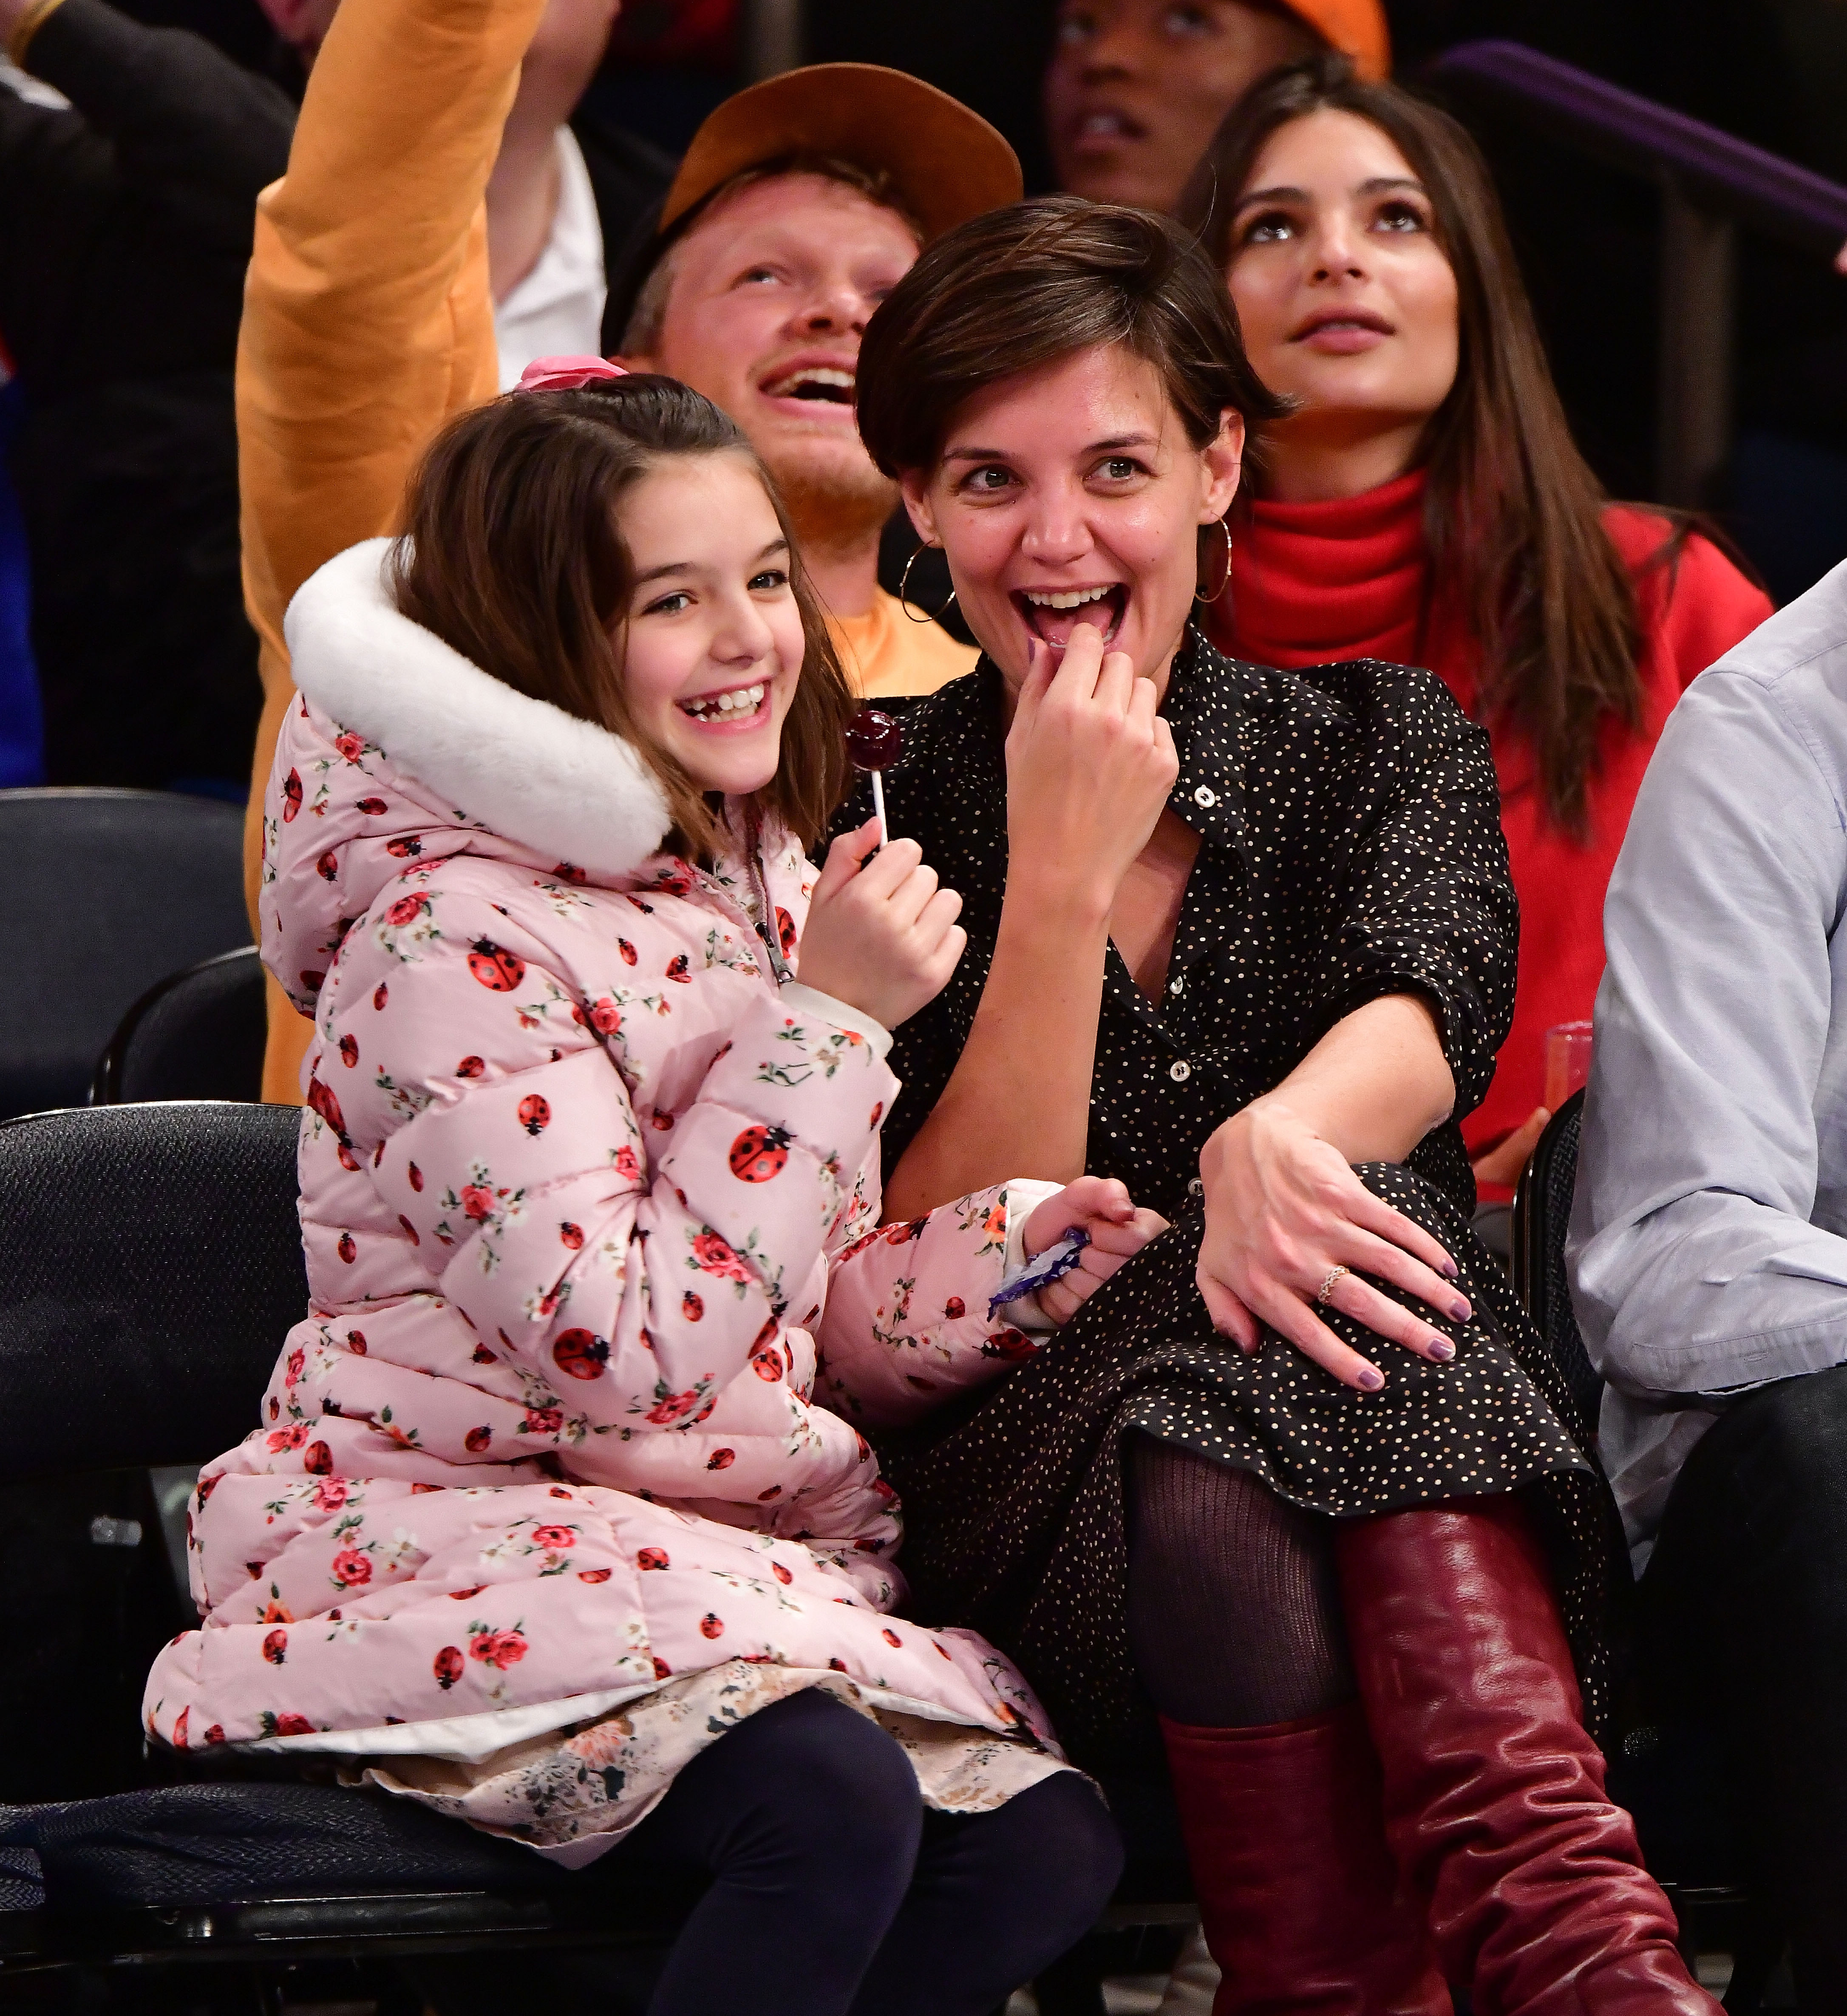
<box><xmin>284</xmin><ymin>538</ymin><xmax>673</xmax><ymax>879</ymax></box>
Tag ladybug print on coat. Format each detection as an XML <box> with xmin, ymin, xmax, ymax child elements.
<box><xmin>728</xmin><ymin>1124</ymin><xmax>792</xmax><ymax>1184</ymax></box>
<box><xmin>517</xmin><ymin>1094</ymin><xmax>550</xmax><ymax>1136</ymax></box>
<box><xmin>467</xmin><ymin>940</ymin><xmax>525</xmax><ymax>991</ymax></box>
<box><xmin>281</xmin><ymin>769</ymin><xmax>303</xmax><ymax>822</ymax></box>
<box><xmin>552</xmin><ymin>1329</ymin><xmax>609</xmax><ymax>1381</ymax></box>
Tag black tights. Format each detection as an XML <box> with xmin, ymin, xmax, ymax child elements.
<box><xmin>1126</xmin><ymin>1433</ymin><xmax>1354</xmax><ymax>1727</ymax></box>
<box><xmin>632</xmin><ymin>1688</ymin><xmax>1120</xmax><ymax>2016</ymax></box>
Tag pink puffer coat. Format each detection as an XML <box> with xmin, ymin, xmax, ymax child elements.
<box><xmin>144</xmin><ymin>540</ymin><xmax>1059</xmax><ymax>1812</ymax></box>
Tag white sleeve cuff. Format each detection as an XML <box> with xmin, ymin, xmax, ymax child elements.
<box><xmin>997</xmin><ymin>1178</ymin><xmax>1066</xmax><ymax>1333</ymax></box>
<box><xmin>776</xmin><ymin>980</ymin><xmax>893</xmax><ymax>1063</ymax></box>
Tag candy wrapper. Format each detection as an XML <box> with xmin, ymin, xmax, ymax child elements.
<box><xmin>989</xmin><ymin>1226</ymin><xmax>1091</xmax><ymax>1319</ymax></box>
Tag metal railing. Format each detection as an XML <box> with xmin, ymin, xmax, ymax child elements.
<box><xmin>1432</xmin><ymin>40</ymin><xmax>1847</xmax><ymax>508</ymax></box>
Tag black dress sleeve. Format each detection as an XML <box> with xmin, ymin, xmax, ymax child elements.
<box><xmin>1296</xmin><ymin>658</ymin><xmax>1518</xmax><ymax>1118</ymax></box>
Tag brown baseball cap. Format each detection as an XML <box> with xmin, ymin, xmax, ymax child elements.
<box><xmin>659</xmin><ymin>63</ymin><xmax>1024</xmax><ymax>241</ymax></box>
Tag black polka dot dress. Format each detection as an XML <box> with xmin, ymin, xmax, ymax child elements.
<box><xmin>836</xmin><ymin>631</ymin><xmax>1622</xmax><ymax>1770</ymax></box>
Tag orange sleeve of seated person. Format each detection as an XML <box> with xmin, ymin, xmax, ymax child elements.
<box><xmin>240</xmin><ymin>0</ymin><xmax>548</xmax><ymax>1102</ymax></box>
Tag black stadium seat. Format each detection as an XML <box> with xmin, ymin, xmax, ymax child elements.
<box><xmin>0</xmin><ymin>789</ymin><xmax>250</xmax><ymax>1120</ymax></box>
<box><xmin>91</xmin><ymin>945</ymin><xmax>267</xmax><ymax>1106</ymax></box>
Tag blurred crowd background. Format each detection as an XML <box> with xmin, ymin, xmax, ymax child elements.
<box><xmin>5</xmin><ymin>0</ymin><xmax>1847</xmax><ymax>809</ymax></box>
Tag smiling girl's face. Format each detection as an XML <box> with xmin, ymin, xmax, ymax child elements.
<box><xmin>899</xmin><ymin>343</ymin><xmax>1243</xmax><ymax>695</ymax></box>
<box><xmin>615</xmin><ymin>453</ymin><xmax>807</xmax><ymax>798</ymax></box>
<box><xmin>1227</xmin><ymin>108</ymin><xmax>1459</xmax><ymax>483</ymax></box>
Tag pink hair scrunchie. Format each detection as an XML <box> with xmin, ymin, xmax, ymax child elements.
<box><xmin>516</xmin><ymin>355</ymin><xmax>630</xmax><ymax>393</ymax></box>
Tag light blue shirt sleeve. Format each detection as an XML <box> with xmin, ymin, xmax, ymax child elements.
<box><xmin>1569</xmin><ymin>561</ymin><xmax>1847</xmax><ymax>1560</ymax></box>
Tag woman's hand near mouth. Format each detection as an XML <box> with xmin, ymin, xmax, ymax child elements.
<box><xmin>881</xmin><ymin>621</ymin><xmax>1176</xmax><ymax>1221</ymax></box>
<box><xmin>1005</xmin><ymin>622</ymin><xmax>1178</xmax><ymax>919</ymax></box>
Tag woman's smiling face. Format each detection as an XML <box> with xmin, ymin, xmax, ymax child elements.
<box><xmin>900</xmin><ymin>343</ymin><xmax>1244</xmax><ymax>693</ymax></box>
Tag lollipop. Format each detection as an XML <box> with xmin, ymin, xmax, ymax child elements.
<box><xmin>844</xmin><ymin>706</ymin><xmax>904</xmax><ymax>842</ymax></box>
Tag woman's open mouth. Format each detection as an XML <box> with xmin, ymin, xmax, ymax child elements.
<box><xmin>678</xmin><ymin>680</ymin><xmax>768</xmax><ymax>729</ymax></box>
<box><xmin>1014</xmin><ymin>584</ymin><xmax>1128</xmax><ymax>652</ymax></box>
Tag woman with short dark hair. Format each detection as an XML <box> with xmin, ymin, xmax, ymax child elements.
<box><xmin>1179</xmin><ymin>55</ymin><xmax>1772</xmax><ymax>1201</ymax></box>
<box><xmin>848</xmin><ymin>197</ymin><xmax>1718</xmax><ymax>2013</ymax></box>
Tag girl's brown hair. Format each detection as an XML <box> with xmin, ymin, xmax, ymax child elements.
<box><xmin>856</xmin><ymin>197</ymin><xmax>1287</xmax><ymax>589</ymax></box>
<box><xmin>391</xmin><ymin>374</ymin><xmax>854</xmax><ymax>859</ymax></box>
<box><xmin>1180</xmin><ymin>53</ymin><xmax>1648</xmax><ymax>835</ymax></box>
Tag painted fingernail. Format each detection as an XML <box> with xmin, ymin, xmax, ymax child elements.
<box><xmin>1450</xmin><ymin>1298</ymin><xmax>1471</xmax><ymax>1322</ymax></box>
<box><xmin>1441</xmin><ymin>1260</ymin><xmax>1459</xmax><ymax>1280</ymax></box>
<box><xmin>1357</xmin><ymin>1365</ymin><xmax>1385</xmax><ymax>1391</ymax></box>
<box><xmin>1427</xmin><ymin>1337</ymin><xmax>1456</xmax><ymax>1361</ymax></box>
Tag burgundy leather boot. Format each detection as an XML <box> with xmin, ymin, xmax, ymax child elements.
<box><xmin>1335</xmin><ymin>1497</ymin><xmax>1719</xmax><ymax>2014</ymax></box>
<box><xmin>1160</xmin><ymin>1700</ymin><xmax>1452</xmax><ymax>2015</ymax></box>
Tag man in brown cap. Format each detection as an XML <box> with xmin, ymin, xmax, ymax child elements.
<box><xmin>615</xmin><ymin>68</ymin><xmax>1022</xmax><ymax>699</ymax></box>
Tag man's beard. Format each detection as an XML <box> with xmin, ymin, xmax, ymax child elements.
<box><xmin>762</xmin><ymin>440</ymin><xmax>898</xmax><ymax>556</ymax></box>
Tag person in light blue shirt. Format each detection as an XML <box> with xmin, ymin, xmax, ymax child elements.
<box><xmin>1571</xmin><ymin>553</ymin><xmax>1847</xmax><ymax>2002</ymax></box>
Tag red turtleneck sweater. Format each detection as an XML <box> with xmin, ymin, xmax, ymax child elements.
<box><xmin>1209</xmin><ymin>468</ymin><xmax>1772</xmax><ymax>1191</ymax></box>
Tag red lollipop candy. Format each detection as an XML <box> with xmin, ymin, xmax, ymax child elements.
<box><xmin>845</xmin><ymin>707</ymin><xmax>903</xmax><ymax>841</ymax></box>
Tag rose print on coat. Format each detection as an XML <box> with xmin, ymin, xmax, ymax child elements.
<box><xmin>435</xmin><ymin>1162</ymin><xmax>527</xmax><ymax>1261</ymax></box>
<box><xmin>468</xmin><ymin>1623</ymin><xmax>529</xmax><ymax>1669</ymax></box>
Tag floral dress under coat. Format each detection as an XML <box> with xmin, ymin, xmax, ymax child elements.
<box><xmin>143</xmin><ymin>540</ymin><xmax>1067</xmax><ymax>1860</ymax></box>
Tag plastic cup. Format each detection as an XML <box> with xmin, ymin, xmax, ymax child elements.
<box><xmin>1542</xmin><ymin>1021</ymin><xmax>1595</xmax><ymax>1113</ymax></box>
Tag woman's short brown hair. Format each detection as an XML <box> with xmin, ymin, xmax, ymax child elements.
<box><xmin>855</xmin><ymin>195</ymin><xmax>1287</xmax><ymax>480</ymax></box>
<box><xmin>390</xmin><ymin>375</ymin><xmax>854</xmax><ymax>859</ymax></box>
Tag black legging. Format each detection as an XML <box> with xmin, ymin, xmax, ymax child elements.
<box><xmin>620</xmin><ymin>1687</ymin><xmax>1120</xmax><ymax>2015</ymax></box>
<box><xmin>1640</xmin><ymin>1362</ymin><xmax>1847</xmax><ymax>2007</ymax></box>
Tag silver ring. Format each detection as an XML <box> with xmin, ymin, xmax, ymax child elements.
<box><xmin>1315</xmin><ymin>1266</ymin><xmax>1350</xmax><ymax>1307</ymax></box>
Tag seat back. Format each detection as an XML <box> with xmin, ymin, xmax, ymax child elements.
<box><xmin>91</xmin><ymin>947</ymin><xmax>267</xmax><ymax>1107</ymax></box>
<box><xmin>0</xmin><ymin>789</ymin><xmax>249</xmax><ymax>1120</ymax></box>
<box><xmin>0</xmin><ymin>1102</ymin><xmax>304</xmax><ymax>1483</ymax></box>
<box><xmin>1510</xmin><ymin>1088</ymin><xmax>1602</xmax><ymax>1423</ymax></box>
<box><xmin>0</xmin><ymin>1102</ymin><xmax>304</xmax><ymax>1798</ymax></box>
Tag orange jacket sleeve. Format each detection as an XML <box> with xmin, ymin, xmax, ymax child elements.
<box><xmin>239</xmin><ymin>0</ymin><xmax>546</xmax><ymax>1090</ymax></box>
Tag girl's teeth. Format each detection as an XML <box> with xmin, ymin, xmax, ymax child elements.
<box><xmin>1025</xmin><ymin>590</ymin><xmax>1111</xmax><ymax>609</ymax></box>
<box><xmin>683</xmin><ymin>684</ymin><xmax>765</xmax><ymax>720</ymax></box>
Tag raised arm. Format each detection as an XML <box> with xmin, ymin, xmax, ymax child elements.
<box><xmin>239</xmin><ymin>0</ymin><xmax>545</xmax><ymax>1090</ymax></box>
<box><xmin>882</xmin><ymin>629</ymin><xmax>1176</xmax><ymax>1218</ymax></box>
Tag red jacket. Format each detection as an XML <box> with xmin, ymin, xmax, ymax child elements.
<box><xmin>1209</xmin><ymin>469</ymin><xmax>1772</xmax><ymax>1186</ymax></box>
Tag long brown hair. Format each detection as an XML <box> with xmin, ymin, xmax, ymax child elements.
<box><xmin>1180</xmin><ymin>54</ymin><xmax>1643</xmax><ymax>834</ymax></box>
<box><xmin>390</xmin><ymin>375</ymin><xmax>853</xmax><ymax>860</ymax></box>
<box><xmin>857</xmin><ymin>197</ymin><xmax>1286</xmax><ymax>590</ymax></box>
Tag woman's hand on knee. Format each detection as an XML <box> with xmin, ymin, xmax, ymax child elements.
<box><xmin>1194</xmin><ymin>1100</ymin><xmax>1470</xmax><ymax>1392</ymax></box>
<box><xmin>1022</xmin><ymin>1176</ymin><xmax>1167</xmax><ymax>1325</ymax></box>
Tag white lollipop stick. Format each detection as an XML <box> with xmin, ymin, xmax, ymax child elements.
<box><xmin>870</xmin><ymin>769</ymin><xmax>888</xmax><ymax>844</ymax></box>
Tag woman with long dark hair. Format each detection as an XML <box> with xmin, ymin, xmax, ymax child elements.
<box><xmin>1181</xmin><ymin>54</ymin><xmax>1771</xmax><ymax>1196</ymax></box>
<box><xmin>844</xmin><ymin>197</ymin><xmax>1720</xmax><ymax>2012</ymax></box>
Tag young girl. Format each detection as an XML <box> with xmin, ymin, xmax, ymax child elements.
<box><xmin>143</xmin><ymin>366</ymin><xmax>1145</xmax><ymax>2014</ymax></box>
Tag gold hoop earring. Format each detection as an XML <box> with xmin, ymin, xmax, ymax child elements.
<box><xmin>898</xmin><ymin>543</ymin><xmax>959</xmax><ymax>625</ymax></box>
<box><xmin>1194</xmin><ymin>516</ymin><xmax>1232</xmax><ymax>603</ymax></box>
